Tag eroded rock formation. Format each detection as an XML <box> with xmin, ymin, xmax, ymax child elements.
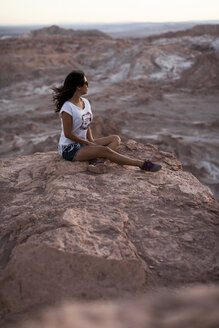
<box><xmin>0</xmin><ymin>140</ymin><xmax>218</xmax><ymax>325</ymax></box>
<box><xmin>0</xmin><ymin>24</ymin><xmax>219</xmax><ymax>199</ymax></box>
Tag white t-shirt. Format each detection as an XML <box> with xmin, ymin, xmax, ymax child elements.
<box><xmin>58</xmin><ymin>97</ymin><xmax>93</xmax><ymax>148</ymax></box>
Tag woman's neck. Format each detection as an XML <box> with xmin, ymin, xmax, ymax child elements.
<box><xmin>69</xmin><ymin>92</ymin><xmax>82</xmax><ymax>105</ymax></box>
<box><xmin>69</xmin><ymin>92</ymin><xmax>81</xmax><ymax>104</ymax></box>
<box><xmin>68</xmin><ymin>91</ymin><xmax>85</xmax><ymax>109</ymax></box>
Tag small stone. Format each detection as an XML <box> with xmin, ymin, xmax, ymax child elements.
<box><xmin>182</xmin><ymin>233</ymin><xmax>193</xmax><ymax>242</ymax></box>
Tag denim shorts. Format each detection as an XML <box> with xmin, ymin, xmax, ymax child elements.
<box><xmin>58</xmin><ymin>143</ymin><xmax>84</xmax><ymax>162</ymax></box>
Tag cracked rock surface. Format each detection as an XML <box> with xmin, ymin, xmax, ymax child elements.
<box><xmin>0</xmin><ymin>140</ymin><xmax>218</xmax><ymax>323</ymax></box>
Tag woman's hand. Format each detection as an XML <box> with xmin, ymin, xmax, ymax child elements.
<box><xmin>86</xmin><ymin>141</ymin><xmax>97</xmax><ymax>146</ymax></box>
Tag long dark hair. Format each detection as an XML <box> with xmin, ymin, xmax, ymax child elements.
<box><xmin>52</xmin><ymin>70</ymin><xmax>86</xmax><ymax>112</ymax></box>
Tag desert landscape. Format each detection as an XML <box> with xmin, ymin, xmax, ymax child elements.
<box><xmin>0</xmin><ymin>24</ymin><xmax>219</xmax><ymax>327</ymax></box>
<box><xmin>0</xmin><ymin>24</ymin><xmax>219</xmax><ymax>198</ymax></box>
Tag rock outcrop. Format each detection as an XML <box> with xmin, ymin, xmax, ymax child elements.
<box><xmin>175</xmin><ymin>52</ymin><xmax>219</xmax><ymax>91</ymax></box>
<box><xmin>0</xmin><ymin>140</ymin><xmax>218</xmax><ymax>325</ymax></box>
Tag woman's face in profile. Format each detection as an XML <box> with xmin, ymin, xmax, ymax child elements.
<box><xmin>79</xmin><ymin>76</ymin><xmax>88</xmax><ymax>95</ymax></box>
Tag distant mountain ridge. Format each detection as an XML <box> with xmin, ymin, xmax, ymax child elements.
<box><xmin>24</xmin><ymin>24</ymin><xmax>110</xmax><ymax>38</ymax></box>
<box><xmin>22</xmin><ymin>23</ymin><xmax>219</xmax><ymax>40</ymax></box>
<box><xmin>93</xmin><ymin>21</ymin><xmax>219</xmax><ymax>38</ymax></box>
<box><xmin>1</xmin><ymin>20</ymin><xmax>219</xmax><ymax>39</ymax></box>
<box><xmin>145</xmin><ymin>24</ymin><xmax>219</xmax><ymax>41</ymax></box>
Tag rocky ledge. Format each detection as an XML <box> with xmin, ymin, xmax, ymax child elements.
<box><xmin>0</xmin><ymin>140</ymin><xmax>218</xmax><ymax>324</ymax></box>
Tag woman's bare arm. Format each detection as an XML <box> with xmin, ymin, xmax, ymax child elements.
<box><xmin>86</xmin><ymin>126</ymin><xmax>94</xmax><ymax>142</ymax></box>
<box><xmin>62</xmin><ymin>112</ymin><xmax>95</xmax><ymax>145</ymax></box>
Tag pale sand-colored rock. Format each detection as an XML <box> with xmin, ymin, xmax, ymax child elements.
<box><xmin>0</xmin><ymin>140</ymin><xmax>218</xmax><ymax>324</ymax></box>
<box><xmin>14</xmin><ymin>285</ymin><xmax>219</xmax><ymax>328</ymax></box>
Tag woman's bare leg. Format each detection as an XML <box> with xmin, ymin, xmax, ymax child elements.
<box><xmin>94</xmin><ymin>135</ymin><xmax>121</xmax><ymax>150</ymax></box>
<box><xmin>74</xmin><ymin>145</ymin><xmax>143</xmax><ymax>167</ymax></box>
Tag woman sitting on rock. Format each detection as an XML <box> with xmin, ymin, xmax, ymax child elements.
<box><xmin>52</xmin><ymin>70</ymin><xmax>161</xmax><ymax>172</ymax></box>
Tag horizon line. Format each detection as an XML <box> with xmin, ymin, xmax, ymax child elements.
<box><xmin>1</xmin><ymin>19</ymin><xmax>219</xmax><ymax>27</ymax></box>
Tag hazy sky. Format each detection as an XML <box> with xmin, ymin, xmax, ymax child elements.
<box><xmin>0</xmin><ymin>0</ymin><xmax>219</xmax><ymax>25</ymax></box>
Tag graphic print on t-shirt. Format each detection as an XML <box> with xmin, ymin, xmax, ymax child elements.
<box><xmin>80</xmin><ymin>112</ymin><xmax>92</xmax><ymax>130</ymax></box>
